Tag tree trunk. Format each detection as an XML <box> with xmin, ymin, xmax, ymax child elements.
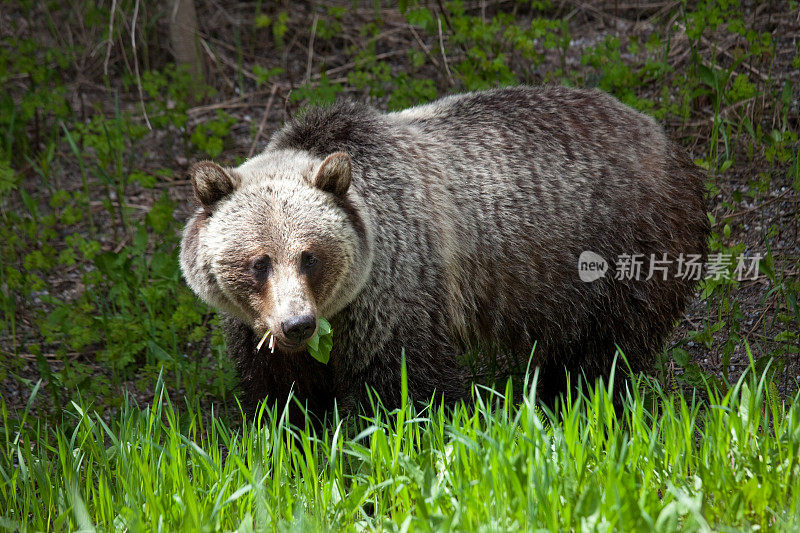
<box><xmin>168</xmin><ymin>0</ymin><xmax>205</xmax><ymax>83</ymax></box>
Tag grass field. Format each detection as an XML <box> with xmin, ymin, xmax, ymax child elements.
<box><xmin>3</xmin><ymin>357</ymin><xmax>800</xmax><ymax>531</ymax></box>
<box><xmin>1</xmin><ymin>1</ymin><xmax>799</xmax><ymax>530</ymax></box>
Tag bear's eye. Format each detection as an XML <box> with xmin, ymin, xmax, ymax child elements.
<box><xmin>252</xmin><ymin>255</ymin><xmax>272</xmax><ymax>274</ymax></box>
<box><xmin>300</xmin><ymin>252</ymin><xmax>318</xmax><ymax>272</ymax></box>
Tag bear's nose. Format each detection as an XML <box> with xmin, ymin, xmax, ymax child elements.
<box><xmin>281</xmin><ymin>314</ymin><xmax>316</xmax><ymax>343</ymax></box>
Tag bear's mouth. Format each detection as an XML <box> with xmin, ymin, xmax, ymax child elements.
<box><xmin>255</xmin><ymin>330</ymin><xmax>308</xmax><ymax>354</ymax></box>
<box><xmin>270</xmin><ymin>335</ymin><xmax>310</xmax><ymax>354</ymax></box>
<box><xmin>279</xmin><ymin>339</ymin><xmax>308</xmax><ymax>351</ymax></box>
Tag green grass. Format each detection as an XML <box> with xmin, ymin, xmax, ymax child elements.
<box><xmin>2</xmin><ymin>359</ymin><xmax>799</xmax><ymax>531</ymax></box>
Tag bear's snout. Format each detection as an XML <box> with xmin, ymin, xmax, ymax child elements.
<box><xmin>281</xmin><ymin>314</ymin><xmax>317</xmax><ymax>344</ymax></box>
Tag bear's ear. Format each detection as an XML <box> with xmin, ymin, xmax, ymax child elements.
<box><xmin>312</xmin><ymin>152</ymin><xmax>351</xmax><ymax>197</ymax></box>
<box><xmin>190</xmin><ymin>161</ymin><xmax>239</xmax><ymax>211</ymax></box>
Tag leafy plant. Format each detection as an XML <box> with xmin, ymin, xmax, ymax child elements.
<box><xmin>190</xmin><ymin>110</ymin><xmax>236</xmax><ymax>159</ymax></box>
<box><xmin>307</xmin><ymin>317</ymin><xmax>333</xmax><ymax>364</ymax></box>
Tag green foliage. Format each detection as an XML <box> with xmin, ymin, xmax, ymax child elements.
<box><xmin>3</xmin><ymin>367</ymin><xmax>800</xmax><ymax>530</ymax></box>
<box><xmin>307</xmin><ymin>317</ymin><xmax>333</xmax><ymax>364</ymax></box>
<box><xmin>0</xmin><ymin>160</ymin><xmax>18</xmax><ymax>195</ymax></box>
<box><xmin>316</xmin><ymin>6</ymin><xmax>345</xmax><ymax>40</ymax></box>
<box><xmin>252</xmin><ymin>65</ymin><xmax>284</xmax><ymax>87</ymax></box>
<box><xmin>191</xmin><ymin>110</ymin><xmax>237</xmax><ymax>159</ymax></box>
<box><xmin>0</xmin><ymin>22</ymin><xmax>238</xmax><ymax>405</ymax></box>
<box><xmin>292</xmin><ymin>74</ymin><xmax>343</xmax><ymax>107</ymax></box>
<box><xmin>136</xmin><ymin>64</ymin><xmax>212</xmax><ymax>129</ymax></box>
<box><xmin>32</xmin><ymin>195</ymin><xmax>231</xmax><ymax>405</ymax></box>
<box><xmin>0</xmin><ymin>36</ymin><xmax>70</xmax><ymax>162</ymax></box>
<box><xmin>255</xmin><ymin>10</ymin><xmax>290</xmax><ymax>48</ymax></box>
<box><xmin>580</xmin><ymin>35</ymin><xmax>670</xmax><ymax>114</ymax></box>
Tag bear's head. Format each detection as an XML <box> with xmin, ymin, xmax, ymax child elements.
<box><xmin>180</xmin><ymin>149</ymin><xmax>373</xmax><ymax>352</ymax></box>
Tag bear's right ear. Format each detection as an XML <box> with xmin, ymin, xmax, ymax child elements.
<box><xmin>312</xmin><ymin>152</ymin><xmax>351</xmax><ymax>197</ymax></box>
<box><xmin>190</xmin><ymin>161</ymin><xmax>239</xmax><ymax>211</ymax></box>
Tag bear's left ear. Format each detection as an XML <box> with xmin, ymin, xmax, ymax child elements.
<box><xmin>312</xmin><ymin>152</ymin><xmax>351</xmax><ymax>197</ymax></box>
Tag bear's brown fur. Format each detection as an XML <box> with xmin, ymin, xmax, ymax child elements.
<box><xmin>180</xmin><ymin>86</ymin><xmax>708</xmax><ymax>419</ymax></box>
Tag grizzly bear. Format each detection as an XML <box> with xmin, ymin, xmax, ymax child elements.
<box><xmin>180</xmin><ymin>86</ymin><xmax>708</xmax><ymax>419</ymax></box>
